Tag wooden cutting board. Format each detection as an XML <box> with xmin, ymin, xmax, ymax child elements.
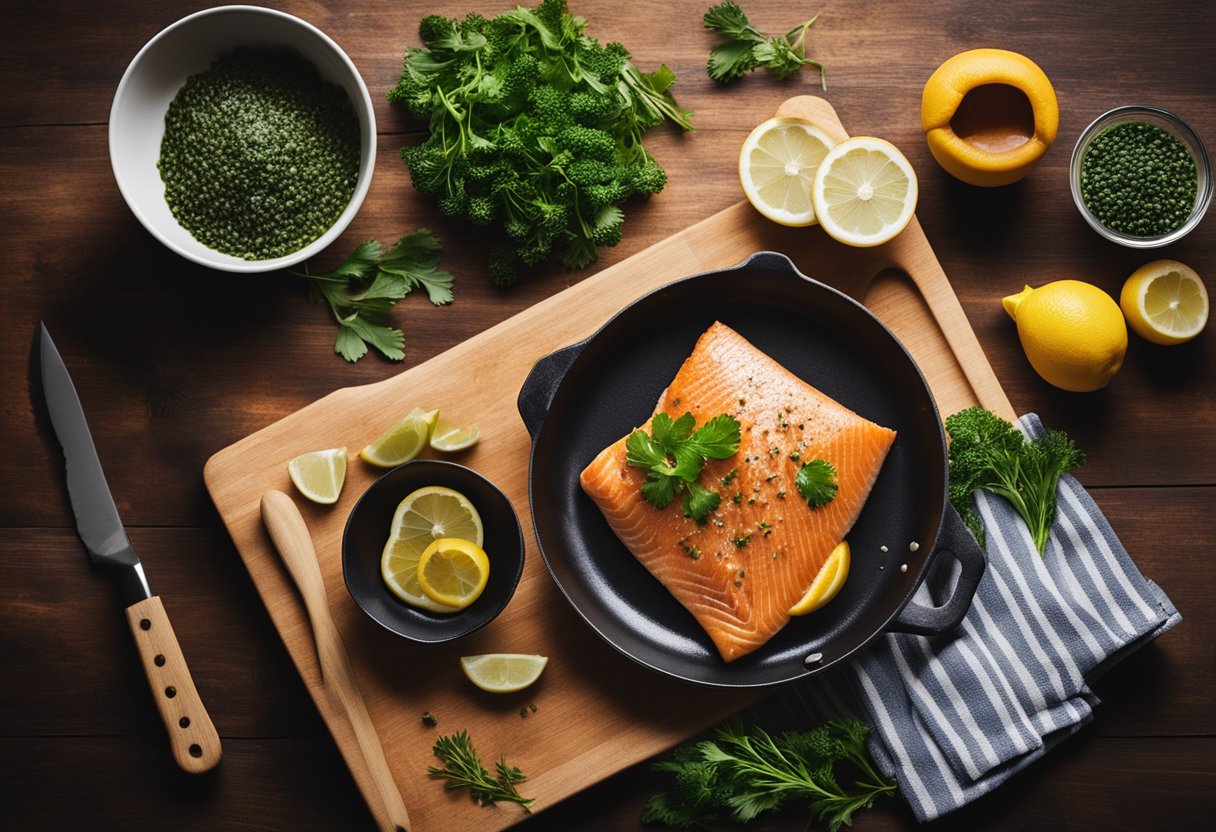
<box><xmin>204</xmin><ymin>96</ymin><xmax>1014</xmax><ymax>832</ymax></box>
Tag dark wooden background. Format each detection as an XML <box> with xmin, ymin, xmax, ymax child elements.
<box><xmin>2</xmin><ymin>0</ymin><xmax>1213</xmax><ymax>829</ymax></box>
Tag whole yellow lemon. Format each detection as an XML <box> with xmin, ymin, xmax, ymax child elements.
<box><xmin>1002</xmin><ymin>281</ymin><xmax>1127</xmax><ymax>392</ymax></box>
<box><xmin>922</xmin><ymin>49</ymin><xmax>1058</xmax><ymax>187</ymax></box>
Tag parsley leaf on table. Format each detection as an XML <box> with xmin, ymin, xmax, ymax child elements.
<box><xmin>703</xmin><ymin>1</ymin><xmax>827</xmax><ymax>88</ymax></box>
<box><xmin>626</xmin><ymin>412</ymin><xmax>741</xmax><ymax>524</ymax></box>
<box><xmin>428</xmin><ymin>729</ymin><xmax>534</xmax><ymax>812</ymax></box>
<box><xmin>293</xmin><ymin>229</ymin><xmax>454</xmax><ymax>363</ymax></box>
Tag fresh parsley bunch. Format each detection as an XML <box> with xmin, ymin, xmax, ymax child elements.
<box><xmin>642</xmin><ymin>719</ymin><xmax>896</xmax><ymax>830</ymax></box>
<box><xmin>946</xmin><ymin>407</ymin><xmax>1085</xmax><ymax>554</ymax></box>
<box><xmin>388</xmin><ymin>0</ymin><xmax>693</xmax><ymax>286</ymax></box>
<box><xmin>626</xmin><ymin>412</ymin><xmax>741</xmax><ymax>524</ymax></box>
<box><xmin>294</xmin><ymin>230</ymin><xmax>454</xmax><ymax>362</ymax></box>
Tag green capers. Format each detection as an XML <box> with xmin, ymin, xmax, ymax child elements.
<box><xmin>158</xmin><ymin>48</ymin><xmax>361</xmax><ymax>261</ymax></box>
<box><xmin>1079</xmin><ymin>121</ymin><xmax>1197</xmax><ymax>238</ymax></box>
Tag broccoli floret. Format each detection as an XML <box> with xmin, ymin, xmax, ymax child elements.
<box><xmin>628</xmin><ymin>159</ymin><xmax>668</xmax><ymax>195</ymax></box>
<box><xmin>528</xmin><ymin>85</ymin><xmax>572</xmax><ymax>128</ymax></box>
<box><xmin>418</xmin><ymin>14</ymin><xmax>455</xmax><ymax>48</ymax></box>
<box><xmin>467</xmin><ymin>196</ymin><xmax>496</xmax><ymax>225</ymax></box>
<box><xmin>569</xmin><ymin>91</ymin><xmax>618</xmax><ymax>125</ymax></box>
<box><xmin>559</xmin><ymin>125</ymin><xmax>616</xmax><ymax>163</ymax></box>
<box><xmin>585</xmin><ymin>181</ymin><xmax>628</xmax><ymax>209</ymax></box>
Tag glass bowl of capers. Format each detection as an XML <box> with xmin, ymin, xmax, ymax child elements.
<box><xmin>1070</xmin><ymin>105</ymin><xmax>1211</xmax><ymax>248</ymax></box>
<box><xmin>109</xmin><ymin>6</ymin><xmax>377</xmax><ymax>273</ymax></box>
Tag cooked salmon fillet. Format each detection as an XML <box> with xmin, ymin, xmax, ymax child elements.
<box><xmin>579</xmin><ymin>322</ymin><xmax>896</xmax><ymax>662</ymax></box>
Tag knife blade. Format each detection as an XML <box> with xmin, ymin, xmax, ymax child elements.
<box><xmin>38</xmin><ymin>322</ymin><xmax>221</xmax><ymax>774</ymax></box>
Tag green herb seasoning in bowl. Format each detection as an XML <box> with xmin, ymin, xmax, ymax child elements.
<box><xmin>1070</xmin><ymin>105</ymin><xmax>1211</xmax><ymax>248</ymax></box>
<box><xmin>109</xmin><ymin>6</ymin><xmax>376</xmax><ymax>273</ymax></box>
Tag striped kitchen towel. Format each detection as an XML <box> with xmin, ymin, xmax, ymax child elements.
<box><xmin>779</xmin><ymin>413</ymin><xmax>1181</xmax><ymax>822</ymax></box>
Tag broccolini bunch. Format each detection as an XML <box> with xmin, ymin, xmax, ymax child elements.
<box><xmin>388</xmin><ymin>0</ymin><xmax>693</xmax><ymax>285</ymax></box>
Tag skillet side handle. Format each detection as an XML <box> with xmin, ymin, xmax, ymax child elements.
<box><xmin>517</xmin><ymin>341</ymin><xmax>587</xmax><ymax>439</ymax></box>
<box><xmin>887</xmin><ymin>505</ymin><xmax>986</xmax><ymax>637</ymax></box>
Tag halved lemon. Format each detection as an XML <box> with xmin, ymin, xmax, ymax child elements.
<box><xmin>460</xmin><ymin>653</ymin><xmax>549</xmax><ymax>693</ymax></box>
<box><xmin>287</xmin><ymin>447</ymin><xmax>347</xmax><ymax>505</ymax></box>
<box><xmin>811</xmin><ymin>137</ymin><xmax>918</xmax><ymax>247</ymax></box>
<box><xmin>417</xmin><ymin>538</ymin><xmax>490</xmax><ymax>609</ymax></box>
<box><xmin>739</xmin><ymin>116</ymin><xmax>837</xmax><ymax>227</ymax></box>
<box><xmin>1120</xmin><ymin>259</ymin><xmax>1209</xmax><ymax>345</ymax></box>
<box><xmin>788</xmin><ymin>541</ymin><xmax>850</xmax><ymax>616</ymax></box>
<box><xmin>360</xmin><ymin>408</ymin><xmax>439</xmax><ymax>467</ymax></box>
<box><xmin>380</xmin><ymin>486</ymin><xmax>483</xmax><ymax>613</ymax></box>
<box><xmin>429</xmin><ymin>419</ymin><xmax>480</xmax><ymax>453</ymax></box>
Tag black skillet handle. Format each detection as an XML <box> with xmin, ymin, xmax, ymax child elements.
<box><xmin>518</xmin><ymin>340</ymin><xmax>588</xmax><ymax>439</ymax></box>
<box><xmin>886</xmin><ymin>505</ymin><xmax>986</xmax><ymax>637</ymax></box>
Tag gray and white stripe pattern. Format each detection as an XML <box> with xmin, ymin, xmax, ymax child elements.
<box><xmin>780</xmin><ymin>414</ymin><xmax>1181</xmax><ymax>822</ymax></box>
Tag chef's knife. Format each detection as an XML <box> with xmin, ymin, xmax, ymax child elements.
<box><xmin>37</xmin><ymin>322</ymin><xmax>221</xmax><ymax>774</ymax></box>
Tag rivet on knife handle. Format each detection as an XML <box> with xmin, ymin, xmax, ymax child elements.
<box><xmin>124</xmin><ymin>596</ymin><xmax>222</xmax><ymax>774</ymax></box>
<box><xmin>261</xmin><ymin>489</ymin><xmax>411</xmax><ymax>832</ymax></box>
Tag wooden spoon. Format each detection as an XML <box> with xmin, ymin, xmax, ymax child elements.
<box><xmin>260</xmin><ymin>489</ymin><xmax>411</xmax><ymax>832</ymax></box>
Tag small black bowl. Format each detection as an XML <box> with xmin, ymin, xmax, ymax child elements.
<box><xmin>342</xmin><ymin>459</ymin><xmax>524</xmax><ymax>643</ymax></box>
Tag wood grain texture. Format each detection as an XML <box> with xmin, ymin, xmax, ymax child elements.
<box><xmin>2</xmin><ymin>0</ymin><xmax>1213</xmax><ymax>830</ymax></box>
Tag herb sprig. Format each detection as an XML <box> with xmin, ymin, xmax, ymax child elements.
<box><xmin>796</xmin><ymin>458</ymin><xmax>838</xmax><ymax>508</ymax></box>
<box><xmin>626</xmin><ymin>412</ymin><xmax>741</xmax><ymax>524</ymax></box>
<box><xmin>946</xmin><ymin>407</ymin><xmax>1085</xmax><ymax>554</ymax></box>
<box><xmin>293</xmin><ymin>230</ymin><xmax>454</xmax><ymax>362</ymax></box>
<box><xmin>428</xmin><ymin>730</ymin><xmax>534</xmax><ymax>812</ymax></box>
<box><xmin>642</xmin><ymin>719</ymin><xmax>896</xmax><ymax>830</ymax></box>
<box><xmin>703</xmin><ymin>2</ymin><xmax>827</xmax><ymax>88</ymax></box>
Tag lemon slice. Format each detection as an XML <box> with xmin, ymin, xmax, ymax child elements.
<box><xmin>1120</xmin><ymin>259</ymin><xmax>1209</xmax><ymax>346</ymax></box>
<box><xmin>360</xmin><ymin>408</ymin><xmax>439</xmax><ymax>467</ymax></box>
<box><xmin>429</xmin><ymin>419</ymin><xmax>481</xmax><ymax>453</ymax></box>
<box><xmin>380</xmin><ymin>486</ymin><xmax>484</xmax><ymax>613</ymax></box>
<box><xmin>287</xmin><ymin>447</ymin><xmax>347</xmax><ymax>505</ymax></box>
<box><xmin>417</xmin><ymin>538</ymin><xmax>490</xmax><ymax>609</ymax></box>
<box><xmin>739</xmin><ymin>116</ymin><xmax>837</xmax><ymax>227</ymax></box>
<box><xmin>460</xmin><ymin>654</ymin><xmax>549</xmax><ymax>693</ymax></box>
<box><xmin>788</xmin><ymin>541</ymin><xmax>851</xmax><ymax>616</ymax></box>
<box><xmin>811</xmin><ymin>137</ymin><xmax>918</xmax><ymax>247</ymax></box>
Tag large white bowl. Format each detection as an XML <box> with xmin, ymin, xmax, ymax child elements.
<box><xmin>109</xmin><ymin>5</ymin><xmax>376</xmax><ymax>273</ymax></box>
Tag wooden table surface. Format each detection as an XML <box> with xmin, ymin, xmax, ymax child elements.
<box><xmin>3</xmin><ymin>1</ymin><xmax>1213</xmax><ymax>829</ymax></box>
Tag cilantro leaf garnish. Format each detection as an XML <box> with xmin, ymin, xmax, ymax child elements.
<box><xmin>293</xmin><ymin>229</ymin><xmax>454</xmax><ymax>362</ymax></box>
<box><xmin>627</xmin><ymin>412</ymin><xmax>741</xmax><ymax>524</ymax></box>
<box><xmin>796</xmin><ymin>459</ymin><xmax>838</xmax><ymax>508</ymax></box>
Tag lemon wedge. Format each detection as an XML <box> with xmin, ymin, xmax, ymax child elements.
<box><xmin>811</xmin><ymin>137</ymin><xmax>918</xmax><ymax>247</ymax></box>
<box><xmin>380</xmin><ymin>486</ymin><xmax>483</xmax><ymax>613</ymax></box>
<box><xmin>287</xmin><ymin>447</ymin><xmax>347</xmax><ymax>505</ymax></box>
<box><xmin>1120</xmin><ymin>259</ymin><xmax>1209</xmax><ymax>346</ymax></box>
<box><xmin>417</xmin><ymin>538</ymin><xmax>490</xmax><ymax>609</ymax></box>
<box><xmin>739</xmin><ymin>116</ymin><xmax>836</xmax><ymax>227</ymax></box>
<box><xmin>429</xmin><ymin>418</ymin><xmax>481</xmax><ymax>453</ymax></box>
<box><xmin>360</xmin><ymin>408</ymin><xmax>439</xmax><ymax>467</ymax></box>
<box><xmin>788</xmin><ymin>541</ymin><xmax>850</xmax><ymax>616</ymax></box>
<box><xmin>460</xmin><ymin>654</ymin><xmax>549</xmax><ymax>693</ymax></box>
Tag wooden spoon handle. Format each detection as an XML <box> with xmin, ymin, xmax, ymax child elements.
<box><xmin>260</xmin><ymin>490</ymin><xmax>411</xmax><ymax>832</ymax></box>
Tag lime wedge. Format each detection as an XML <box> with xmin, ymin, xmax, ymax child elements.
<box><xmin>429</xmin><ymin>419</ymin><xmax>480</xmax><ymax>453</ymax></box>
<box><xmin>360</xmin><ymin>408</ymin><xmax>439</xmax><ymax>467</ymax></box>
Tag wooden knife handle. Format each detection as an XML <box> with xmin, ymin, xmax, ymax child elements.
<box><xmin>125</xmin><ymin>595</ymin><xmax>222</xmax><ymax>774</ymax></box>
<box><xmin>261</xmin><ymin>490</ymin><xmax>411</xmax><ymax>832</ymax></box>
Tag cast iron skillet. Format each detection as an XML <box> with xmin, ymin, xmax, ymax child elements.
<box><xmin>518</xmin><ymin>252</ymin><xmax>983</xmax><ymax>688</ymax></box>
